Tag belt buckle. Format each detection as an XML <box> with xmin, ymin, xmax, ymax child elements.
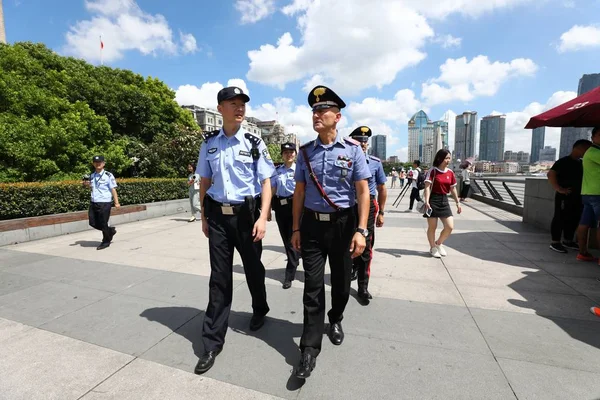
<box><xmin>221</xmin><ymin>203</ymin><xmax>234</xmax><ymax>215</ymax></box>
<box><xmin>280</xmin><ymin>199</ymin><xmax>288</xmax><ymax>206</ymax></box>
<box><xmin>317</xmin><ymin>213</ymin><xmax>330</xmax><ymax>222</ymax></box>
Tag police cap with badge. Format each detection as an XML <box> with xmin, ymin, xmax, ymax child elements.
<box><xmin>281</xmin><ymin>142</ymin><xmax>297</xmax><ymax>153</ymax></box>
<box><xmin>349</xmin><ymin>126</ymin><xmax>372</xmax><ymax>143</ymax></box>
<box><xmin>217</xmin><ymin>86</ymin><xmax>250</xmax><ymax>103</ymax></box>
<box><xmin>92</xmin><ymin>155</ymin><xmax>105</xmax><ymax>163</ymax></box>
<box><xmin>308</xmin><ymin>86</ymin><xmax>346</xmax><ymax>111</ymax></box>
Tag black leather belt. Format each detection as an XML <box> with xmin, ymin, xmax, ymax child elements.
<box><xmin>305</xmin><ymin>207</ymin><xmax>351</xmax><ymax>222</ymax></box>
<box><xmin>276</xmin><ymin>195</ymin><xmax>293</xmax><ymax>206</ymax></box>
<box><xmin>207</xmin><ymin>196</ymin><xmax>244</xmax><ymax>215</ymax></box>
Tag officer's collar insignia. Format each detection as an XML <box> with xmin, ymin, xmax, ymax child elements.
<box><xmin>208</xmin><ymin>148</ymin><xmax>217</xmax><ymax>154</ymax></box>
<box><xmin>313</xmin><ymin>87</ymin><xmax>326</xmax><ymax>102</ymax></box>
<box><xmin>360</xmin><ymin>127</ymin><xmax>369</xmax><ymax>133</ymax></box>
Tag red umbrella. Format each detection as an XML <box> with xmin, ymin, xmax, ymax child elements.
<box><xmin>525</xmin><ymin>86</ymin><xmax>600</xmax><ymax>129</ymax></box>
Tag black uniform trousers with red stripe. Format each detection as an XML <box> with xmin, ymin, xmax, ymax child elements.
<box><xmin>300</xmin><ymin>208</ymin><xmax>356</xmax><ymax>357</ymax></box>
<box><xmin>352</xmin><ymin>196</ymin><xmax>378</xmax><ymax>290</ymax></box>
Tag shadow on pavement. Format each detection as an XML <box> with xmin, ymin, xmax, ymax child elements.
<box><xmin>376</xmin><ymin>248</ymin><xmax>430</xmax><ymax>258</ymax></box>
<box><xmin>140</xmin><ymin>307</ymin><xmax>306</xmax><ymax>390</ymax></box>
<box><xmin>262</xmin><ymin>245</ymin><xmax>286</xmax><ymax>253</ymax></box>
<box><xmin>70</xmin><ymin>240</ymin><xmax>101</xmax><ymax>247</ymax></box>
<box><xmin>233</xmin><ymin>264</ymin><xmax>332</xmax><ymax>286</ymax></box>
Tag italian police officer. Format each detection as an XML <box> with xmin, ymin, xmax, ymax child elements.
<box><xmin>349</xmin><ymin>126</ymin><xmax>387</xmax><ymax>303</ymax></box>
<box><xmin>83</xmin><ymin>155</ymin><xmax>120</xmax><ymax>250</ymax></box>
<box><xmin>194</xmin><ymin>86</ymin><xmax>275</xmax><ymax>374</ymax></box>
<box><xmin>270</xmin><ymin>142</ymin><xmax>300</xmax><ymax>289</ymax></box>
<box><xmin>291</xmin><ymin>86</ymin><xmax>371</xmax><ymax>379</ymax></box>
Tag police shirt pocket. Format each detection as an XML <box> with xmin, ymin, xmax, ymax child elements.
<box><xmin>206</xmin><ymin>152</ymin><xmax>221</xmax><ymax>174</ymax></box>
<box><xmin>334</xmin><ymin>158</ymin><xmax>353</xmax><ymax>180</ymax></box>
<box><xmin>233</xmin><ymin>156</ymin><xmax>254</xmax><ymax>174</ymax></box>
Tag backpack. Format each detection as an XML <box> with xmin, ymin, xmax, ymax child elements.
<box><xmin>416</xmin><ymin>171</ymin><xmax>426</xmax><ymax>190</ymax></box>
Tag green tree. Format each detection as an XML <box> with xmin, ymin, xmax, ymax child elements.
<box><xmin>267</xmin><ymin>143</ymin><xmax>283</xmax><ymax>164</ymax></box>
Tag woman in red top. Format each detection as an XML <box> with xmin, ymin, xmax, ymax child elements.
<box><xmin>423</xmin><ymin>149</ymin><xmax>462</xmax><ymax>258</ymax></box>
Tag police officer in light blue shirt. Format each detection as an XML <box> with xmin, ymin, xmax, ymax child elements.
<box><xmin>270</xmin><ymin>142</ymin><xmax>300</xmax><ymax>289</ymax></box>
<box><xmin>348</xmin><ymin>126</ymin><xmax>388</xmax><ymax>303</ymax></box>
<box><xmin>291</xmin><ymin>85</ymin><xmax>371</xmax><ymax>379</ymax></box>
<box><xmin>194</xmin><ymin>86</ymin><xmax>275</xmax><ymax>375</ymax></box>
<box><xmin>83</xmin><ymin>155</ymin><xmax>120</xmax><ymax>250</ymax></box>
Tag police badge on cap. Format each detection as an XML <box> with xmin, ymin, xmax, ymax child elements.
<box><xmin>349</xmin><ymin>126</ymin><xmax>372</xmax><ymax>143</ymax></box>
<box><xmin>217</xmin><ymin>86</ymin><xmax>250</xmax><ymax>103</ymax></box>
<box><xmin>307</xmin><ymin>86</ymin><xmax>346</xmax><ymax>111</ymax></box>
<box><xmin>92</xmin><ymin>155</ymin><xmax>105</xmax><ymax>162</ymax></box>
<box><xmin>280</xmin><ymin>142</ymin><xmax>297</xmax><ymax>153</ymax></box>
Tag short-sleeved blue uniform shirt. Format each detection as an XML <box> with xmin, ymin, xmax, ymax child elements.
<box><xmin>90</xmin><ymin>170</ymin><xmax>117</xmax><ymax>203</ymax></box>
<box><xmin>366</xmin><ymin>155</ymin><xmax>387</xmax><ymax>196</ymax></box>
<box><xmin>271</xmin><ymin>163</ymin><xmax>296</xmax><ymax>197</ymax></box>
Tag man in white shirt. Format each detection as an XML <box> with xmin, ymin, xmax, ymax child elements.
<box><xmin>407</xmin><ymin>160</ymin><xmax>423</xmax><ymax>211</ymax></box>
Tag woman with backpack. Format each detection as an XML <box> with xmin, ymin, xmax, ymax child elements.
<box><xmin>423</xmin><ymin>150</ymin><xmax>462</xmax><ymax>258</ymax></box>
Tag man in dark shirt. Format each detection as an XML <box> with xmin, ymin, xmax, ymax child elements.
<box><xmin>548</xmin><ymin>139</ymin><xmax>592</xmax><ymax>253</ymax></box>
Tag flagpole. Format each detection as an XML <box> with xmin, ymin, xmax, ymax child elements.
<box><xmin>100</xmin><ymin>35</ymin><xmax>103</xmax><ymax>66</ymax></box>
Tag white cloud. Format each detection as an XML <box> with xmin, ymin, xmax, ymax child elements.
<box><xmin>63</xmin><ymin>0</ymin><xmax>197</xmax><ymax>63</ymax></box>
<box><xmin>180</xmin><ymin>32</ymin><xmax>198</xmax><ymax>54</ymax></box>
<box><xmin>557</xmin><ymin>25</ymin><xmax>600</xmax><ymax>53</ymax></box>
<box><xmin>247</xmin><ymin>0</ymin><xmax>434</xmax><ymax>94</ymax></box>
<box><xmin>251</xmin><ymin>97</ymin><xmax>316</xmax><ymax>142</ymax></box>
<box><xmin>422</xmin><ymin>56</ymin><xmax>538</xmax><ymax>106</ymax></box>
<box><xmin>346</xmin><ymin>89</ymin><xmax>422</xmax><ymax>124</ymax></box>
<box><xmin>174</xmin><ymin>79</ymin><xmax>251</xmax><ymax>108</ymax></box>
<box><xmin>302</xmin><ymin>74</ymin><xmax>329</xmax><ymax>93</ymax></box>
<box><xmin>432</xmin><ymin>34</ymin><xmax>462</xmax><ymax>49</ymax></box>
<box><xmin>396</xmin><ymin>147</ymin><xmax>409</xmax><ymax>163</ymax></box>
<box><xmin>497</xmin><ymin>91</ymin><xmax>577</xmax><ymax>153</ymax></box>
<box><xmin>235</xmin><ymin>0</ymin><xmax>276</xmax><ymax>24</ymax></box>
<box><xmin>401</xmin><ymin>0</ymin><xmax>534</xmax><ymax>19</ymax></box>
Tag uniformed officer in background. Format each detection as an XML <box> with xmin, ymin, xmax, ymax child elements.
<box><xmin>348</xmin><ymin>127</ymin><xmax>387</xmax><ymax>304</ymax></box>
<box><xmin>83</xmin><ymin>155</ymin><xmax>120</xmax><ymax>250</ymax></box>
<box><xmin>291</xmin><ymin>86</ymin><xmax>371</xmax><ymax>379</ymax></box>
<box><xmin>270</xmin><ymin>142</ymin><xmax>300</xmax><ymax>289</ymax></box>
<box><xmin>194</xmin><ymin>86</ymin><xmax>275</xmax><ymax>375</ymax></box>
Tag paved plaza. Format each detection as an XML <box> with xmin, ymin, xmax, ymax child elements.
<box><xmin>1</xmin><ymin>189</ymin><xmax>600</xmax><ymax>399</ymax></box>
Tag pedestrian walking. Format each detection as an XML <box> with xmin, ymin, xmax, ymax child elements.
<box><xmin>459</xmin><ymin>161</ymin><xmax>472</xmax><ymax>202</ymax></box>
<box><xmin>187</xmin><ymin>163</ymin><xmax>201</xmax><ymax>222</ymax></box>
<box><xmin>391</xmin><ymin>168</ymin><xmax>398</xmax><ymax>188</ymax></box>
<box><xmin>399</xmin><ymin>169</ymin><xmax>406</xmax><ymax>188</ymax></box>
<box><xmin>349</xmin><ymin>126</ymin><xmax>387</xmax><ymax>304</ymax></box>
<box><xmin>406</xmin><ymin>160</ymin><xmax>423</xmax><ymax>212</ymax></box>
<box><xmin>547</xmin><ymin>139</ymin><xmax>591</xmax><ymax>253</ymax></box>
<box><xmin>291</xmin><ymin>85</ymin><xmax>371</xmax><ymax>379</ymax></box>
<box><xmin>270</xmin><ymin>142</ymin><xmax>300</xmax><ymax>289</ymax></box>
<box><xmin>576</xmin><ymin>127</ymin><xmax>600</xmax><ymax>263</ymax></box>
<box><xmin>423</xmin><ymin>149</ymin><xmax>462</xmax><ymax>258</ymax></box>
<box><xmin>194</xmin><ymin>86</ymin><xmax>275</xmax><ymax>375</ymax></box>
<box><xmin>83</xmin><ymin>155</ymin><xmax>120</xmax><ymax>250</ymax></box>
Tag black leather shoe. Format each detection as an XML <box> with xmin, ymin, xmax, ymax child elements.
<box><xmin>110</xmin><ymin>227</ymin><xmax>117</xmax><ymax>241</ymax></box>
<box><xmin>350</xmin><ymin>269</ymin><xmax>358</xmax><ymax>281</ymax></box>
<box><xmin>358</xmin><ymin>288</ymin><xmax>373</xmax><ymax>301</ymax></box>
<box><xmin>249</xmin><ymin>314</ymin><xmax>265</xmax><ymax>331</ymax></box>
<box><xmin>295</xmin><ymin>352</ymin><xmax>316</xmax><ymax>379</ymax></box>
<box><xmin>194</xmin><ymin>350</ymin><xmax>221</xmax><ymax>374</ymax></box>
<box><xmin>96</xmin><ymin>242</ymin><xmax>110</xmax><ymax>250</ymax></box>
<box><xmin>282</xmin><ymin>280</ymin><xmax>292</xmax><ymax>289</ymax></box>
<box><xmin>328</xmin><ymin>322</ymin><xmax>344</xmax><ymax>345</ymax></box>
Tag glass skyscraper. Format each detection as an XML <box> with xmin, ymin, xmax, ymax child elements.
<box><xmin>408</xmin><ymin>110</ymin><xmax>434</xmax><ymax>164</ymax></box>
<box><xmin>530</xmin><ymin>127</ymin><xmax>545</xmax><ymax>163</ymax></box>
<box><xmin>455</xmin><ymin>111</ymin><xmax>478</xmax><ymax>161</ymax></box>
<box><xmin>371</xmin><ymin>135</ymin><xmax>387</xmax><ymax>160</ymax></box>
<box><xmin>479</xmin><ymin>115</ymin><xmax>506</xmax><ymax>162</ymax></box>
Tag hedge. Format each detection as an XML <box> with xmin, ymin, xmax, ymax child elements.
<box><xmin>0</xmin><ymin>178</ymin><xmax>188</xmax><ymax>220</ymax></box>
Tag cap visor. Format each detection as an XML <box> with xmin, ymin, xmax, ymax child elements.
<box><xmin>221</xmin><ymin>94</ymin><xmax>250</xmax><ymax>103</ymax></box>
<box><xmin>352</xmin><ymin>136</ymin><xmax>369</xmax><ymax>143</ymax></box>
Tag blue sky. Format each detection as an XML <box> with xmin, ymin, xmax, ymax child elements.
<box><xmin>4</xmin><ymin>0</ymin><xmax>600</xmax><ymax>160</ymax></box>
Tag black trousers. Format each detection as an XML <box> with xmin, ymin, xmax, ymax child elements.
<box><xmin>551</xmin><ymin>193</ymin><xmax>582</xmax><ymax>242</ymax></box>
<box><xmin>352</xmin><ymin>198</ymin><xmax>378</xmax><ymax>290</ymax></box>
<box><xmin>409</xmin><ymin>187</ymin><xmax>422</xmax><ymax>209</ymax></box>
<box><xmin>202</xmin><ymin>197</ymin><xmax>269</xmax><ymax>352</ymax></box>
<box><xmin>274</xmin><ymin>201</ymin><xmax>300</xmax><ymax>281</ymax></box>
<box><xmin>460</xmin><ymin>182</ymin><xmax>471</xmax><ymax>199</ymax></box>
<box><xmin>88</xmin><ymin>202</ymin><xmax>112</xmax><ymax>243</ymax></box>
<box><xmin>300</xmin><ymin>208</ymin><xmax>356</xmax><ymax>357</ymax></box>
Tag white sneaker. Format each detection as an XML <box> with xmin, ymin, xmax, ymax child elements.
<box><xmin>436</xmin><ymin>244</ymin><xmax>447</xmax><ymax>257</ymax></box>
<box><xmin>430</xmin><ymin>247</ymin><xmax>442</xmax><ymax>258</ymax></box>
<box><xmin>188</xmin><ymin>216</ymin><xmax>196</xmax><ymax>222</ymax></box>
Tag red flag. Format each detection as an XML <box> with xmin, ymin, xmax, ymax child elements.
<box><xmin>100</xmin><ymin>40</ymin><xmax>104</xmax><ymax>50</ymax></box>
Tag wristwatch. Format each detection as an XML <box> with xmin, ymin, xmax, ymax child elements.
<box><xmin>378</xmin><ymin>211</ymin><xmax>384</xmax><ymax>216</ymax></box>
<box><xmin>356</xmin><ymin>228</ymin><xmax>369</xmax><ymax>238</ymax></box>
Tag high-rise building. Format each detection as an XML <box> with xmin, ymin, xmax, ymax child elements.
<box><xmin>388</xmin><ymin>156</ymin><xmax>399</xmax><ymax>163</ymax></box>
<box><xmin>408</xmin><ymin>110</ymin><xmax>434</xmax><ymax>164</ymax></box>
<box><xmin>0</xmin><ymin>0</ymin><xmax>5</xmax><ymax>44</ymax></box>
<box><xmin>530</xmin><ymin>127</ymin><xmax>545</xmax><ymax>163</ymax></box>
<box><xmin>504</xmin><ymin>150</ymin><xmax>530</xmax><ymax>164</ymax></box>
<box><xmin>454</xmin><ymin>111</ymin><xmax>478</xmax><ymax>161</ymax></box>
<box><xmin>539</xmin><ymin>146</ymin><xmax>557</xmax><ymax>162</ymax></box>
<box><xmin>479</xmin><ymin>114</ymin><xmax>506</xmax><ymax>162</ymax></box>
<box><xmin>433</xmin><ymin>120</ymin><xmax>449</xmax><ymax>150</ymax></box>
<box><xmin>559</xmin><ymin>74</ymin><xmax>599</xmax><ymax>157</ymax></box>
<box><xmin>371</xmin><ymin>135</ymin><xmax>387</xmax><ymax>160</ymax></box>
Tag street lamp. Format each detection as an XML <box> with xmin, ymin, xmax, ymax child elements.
<box><xmin>462</xmin><ymin>111</ymin><xmax>472</xmax><ymax>161</ymax></box>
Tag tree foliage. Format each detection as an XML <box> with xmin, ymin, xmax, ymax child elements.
<box><xmin>0</xmin><ymin>42</ymin><xmax>200</xmax><ymax>182</ymax></box>
<box><xmin>267</xmin><ymin>143</ymin><xmax>283</xmax><ymax>164</ymax></box>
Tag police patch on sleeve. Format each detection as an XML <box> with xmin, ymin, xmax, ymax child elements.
<box><xmin>208</xmin><ymin>148</ymin><xmax>217</xmax><ymax>154</ymax></box>
<box><xmin>262</xmin><ymin>149</ymin><xmax>272</xmax><ymax>160</ymax></box>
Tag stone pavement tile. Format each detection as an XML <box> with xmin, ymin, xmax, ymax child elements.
<box><xmin>471</xmin><ymin>308</ymin><xmax>600</xmax><ymax>373</ymax></box>
<box><xmin>121</xmin><ymin>271</ymin><xmax>218</xmax><ymax>306</ymax></box>
<box><xmin>296</xmin><ymin>337</ymin><xmax>516</xmax><ymax>400</ymax></box>
<box><xmin>514</xmin><ymin>249</ymin><xmax>581</xmax><ymax>265</ymax></box>
<box><xmin>141</xmin><ymin>311</ymin><xmax>303</xmax><ymax>400</ymax></box>
<box><xmin>487</xmin><ymin>232</ymin><xmax>548</xmax><ymax>244</ymax></box>
<box><xmin>439</xmin><ymin>248</ymin><xmax>532</xmax><ymax>266</ymax></box>
<box><xmin>0</xmin><ymin>327</ymin><xmax>133</xmax><ymax>400</ymax></box>
<box><xmin>0</xmin><ymin>317</ymin><xmax>33</xmax><ymax>343</ymax></box>
<box><xmin>442</xmin><ymin>255</ymin><xmax>539</xmax><ymax>270</ymax></box>
<box><xmin>458</xmin><ymin>285</ymin><xmax>597</xmax><ymax>320</ymax></box>
<box><xmin>0</xmin><ymin>271</ymin><xmax>46</xmax><ymax>297</ymax></box>
<box><xmin>498</xmin><ymin>240</ymin><xmax>553</xmax><ymax>252</ymax></box>
<box><xmin>234</xmin><ymin>281</ymin><xmax>304</xmax><ymax>324</ymax></box>
<box><xmin>41</xmin><ymin>293</ymin><xmax>201</xmax><ymax>356</ymax></box>
<box><xmin>497</xmin><ymin>358</ymin><xmax>600</xmax><ymax>400</ymax></box>
<box><xmin>342</xmin><ymin>296</ymin><xmax>490</xmax><ymax>355</ymax></box>
<box><xmin>555</xmin><ymin>276</ymin><xmax>600</xmax><ymax>299</ymax></box>
<box><xmin>441</xmin><ymin>232</ymin><xmax>509</xmax><ymax>251</ymax></box>
<box><xmin>535</xmin><ymin>261</ymin><xmax>600</xmax><ymax>278</ymax></box>
<box><xmin>0</xmin><ymin>281</ymin><xmax>112</xmax><ymax>327</ymax></box>
<box><xmin>387</xmin><ymin>262</ymin><xmax>452</xmax><ymax>282</ymax></box>
<box><xmin>81</xmin><ymin>358</ymin><xmax>283</xmax><ymax>400</ymax></box>
<box><xmin>374</xmin><ymin>247</ymin><xmax>445</xmax><ymax>268</ymax></box>
<box><xmin>373</xmin><ymin>277</ymin><xmax>464</xmax><ymax>306</ymax></box>
<box><xmin>0</xmin><ymin>249</ymin><xmax>56</xmax><ymax>269</ymax></box>
<box><xmin>449</xmin><ymin>268</ymin><xmax>580</xmax><ymax>295</ymax></box>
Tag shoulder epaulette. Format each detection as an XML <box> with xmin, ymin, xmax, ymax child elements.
<box><xmin>368</xmin><ymin>155</ymin><xmax>381</xmax><ymax>162</ymax></box>
<box><xmin>244</xmin><ymin>132</ymin><xmax>262</xmax><ymax>147</ymax></box>
<box><xmin>300</xmin><ymin>140</ymin><xmax>315</xmax><ymax>149</ymax></box>
<box><xmin>344</xmin><ymin>137</ymin><xmax>360</xmax><ymax>146</ymax></box>
<box><xmin>202</xmin><ymin>130</ymin><xmax>219</xmax><ymax>141</ymax></box>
